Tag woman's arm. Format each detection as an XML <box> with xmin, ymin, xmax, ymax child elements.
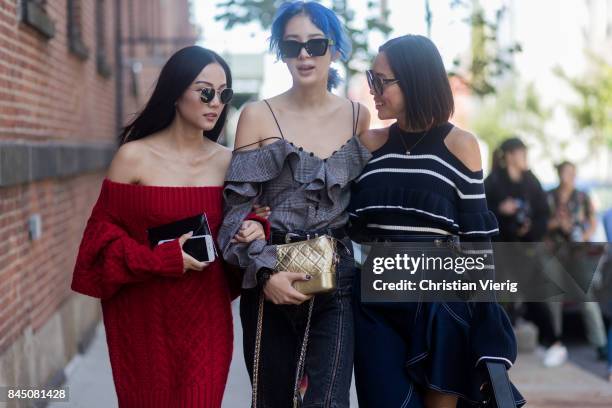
<box><xmin>72</xmin><ymin>142</ymin><xmax>208</xmax><ymax>300</ymax></box>
<box><xmin>446</xmin><ymin>128</ymin><xmax>497</xmax><ymax>244</ymax></box>
<box><xmin>355</xmin><ymin>103</ymin><xmax>371</xmax><ymax>139</ymax></box>
<box><xmin>233</xmin><ymin>102</ymin><xmax>269</xmax><ymax>150</ymax></box>
<box><xmin>445</xmin><ymin>127</ymin><xmax>483</xmax><ymax>173</ymax></box>
<box><xmin>218</xmin><ymin>103</ymin><xmax>278</xmax><ymax>288</ymax></box>
<box><xmin>72</xmin><ymin>194</ymin><xmax>186</xmax><ymax>300</ymax></box>
<box><xmin>583</xmin><ymin>192</ymin><xmax>598</xmax><ymax>242</ymax></box>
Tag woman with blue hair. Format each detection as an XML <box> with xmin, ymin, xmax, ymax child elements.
<box><xmin>218</xmin><ymin>1</ymin><xmax>373</xmax><ymax>407</ymax></box>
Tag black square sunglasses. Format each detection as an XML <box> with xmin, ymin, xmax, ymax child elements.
<box><xmin>199</xmin><ymin>87</ymin><xmax>233</xmax><ymax>105</ymax></box>
<box><xmin>366</xmin><ymin>69</ymin><xmax>399</xmax><ymax>96</ymax></box>
<box><xmin>279</xmin><ymin>38</ymin><xmax>334</xmax><ymax>58</ymax></box>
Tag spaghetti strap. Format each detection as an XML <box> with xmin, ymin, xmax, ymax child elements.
<box><xmin>263</xmin><ymin>100</ymin><xmax>285</xmax><ymax>140</ymax></box>
<box><xmin>351</xmin><ymin>101</ymin><xmax>361</xmax><ymax>136</ymax></box>
<box><xmin>234</xmin><ymin>136</ymin><xmax>281</xmax><ymax>151</ymax></box>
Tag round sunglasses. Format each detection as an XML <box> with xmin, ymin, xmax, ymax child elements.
<box><xmin>279</xmin><ymin>38</ymin><xmax>334</xmax><ymax>58</ymax></box>
<box><xmin>366</xmin><ymin>69</ymin><xmax>399</xmax><ymax>96</ymax></box>
<box><xmin>199</xmin><ymin>87</ymin><xmax>234</xmax><ymax>105</ymax></box>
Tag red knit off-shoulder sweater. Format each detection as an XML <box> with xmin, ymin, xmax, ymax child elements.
<box><xmin>71</xmin><ymin>179</ymin><xmax>268</xmax><ymax>407</ymax></box>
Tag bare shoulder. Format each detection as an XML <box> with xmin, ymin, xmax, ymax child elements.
<box><xmin>444</xmin><ymin>126</ymin><xmax>482</xmax><ymax>172</ymax></box>
<box><xmin>212</xmin><ymin>142</ymin><xmax>232</xmax><ymax>169</ymax></box>
<box><xmin>360</xmin><ymin>127</ymin><xmax>389</xmax><ymax>152</ymax></box>
<box><xmin>107</xmin><ymin>140</ymin><xmax>148</xmax><ymax>183</ymax></box>
<box><xmin>234</xmin><ymin>100</ymin><xmax>278</xmax><ymax>151</ymax></box>
<box><xmin>354</xmin><ymin>102</ymin><xmax>371</xmax><ymax>137</ymax></box>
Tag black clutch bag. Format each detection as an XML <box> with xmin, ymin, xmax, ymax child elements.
<box><xmin>147</xmin><ymin>214</ymin><xmax>217</xmax><ymax>262</ymax></box>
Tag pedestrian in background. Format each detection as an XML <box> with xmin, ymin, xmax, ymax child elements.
<box><xmin>546</xmin><ymin>160</ymin><xmax>608</xmax><ymax>363</ymax></box>
<box><xmin>485</xmin><ymin>138</ymin><xmax>566</xmax><ymax>367</ymax></box>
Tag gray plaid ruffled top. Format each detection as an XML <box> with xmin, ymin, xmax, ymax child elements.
<box><xmin>218</xmin><ymin>129</ymin><xmax>371</xmax><ymax>289</ymax></box>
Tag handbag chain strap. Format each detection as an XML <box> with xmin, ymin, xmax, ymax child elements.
<box><xmin>292</xmin><ymin>297</ymin><xmax>314</xmax><ymax>407</ymax></box>
<box><xmin>252</xmin><ymin>292</ymin><xmax>265</xmax><ymax>408</ymax></box>
<box><xmin>251</xmin><ymin>291</ymin><xmax>315</xmax><ymax>408</ymax></box>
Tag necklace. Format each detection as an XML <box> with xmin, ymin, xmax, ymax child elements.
<box><xmin>397</xmin><ymin>125</ymin><xmax>430</xmax><ymax>155</ymax></box>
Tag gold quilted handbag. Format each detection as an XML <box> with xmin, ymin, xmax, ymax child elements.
<box><xmin>275</xmin><ymin>234</ymin><xmax>338</xmax><ymax>294</ymax></box>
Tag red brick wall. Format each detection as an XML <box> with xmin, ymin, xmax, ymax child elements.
<box><xmin>120</xmin><ymin>0</ymin><xmax>199</xmax><ymax>123</ymax></box>
<box><xmin>0</xmin><ymin>0</ymin><xmax>116</xmax><ymax>142</ymax></box>
<box><xmin>0</xmin><ymin>174</ymin><xmax>103</xmax><ymax>352</ymax></box>
<box><xmin>0</xmin><ymin>0</ymin><xmax>196</xmax><ymax>359</ymax></box>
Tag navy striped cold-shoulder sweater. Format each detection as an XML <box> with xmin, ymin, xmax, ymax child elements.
<box><xmin>349</xmin><ymin>122</ymin><xmax>498</xmax><ymax>242</ymax></box>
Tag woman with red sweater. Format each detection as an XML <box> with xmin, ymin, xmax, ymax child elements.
<box><xmin>71</xmin><ymin>46</ymin><xmax>268</xmax><ymax>407</ymax></box>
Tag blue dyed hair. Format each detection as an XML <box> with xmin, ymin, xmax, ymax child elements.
<box><xmin>270</xmin><ymin>1</ymin><xmax>351</xmax><ymax>90</ymax></box>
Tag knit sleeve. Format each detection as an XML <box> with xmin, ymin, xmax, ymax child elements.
<box><xmin>457</xmin><ymin>170</ymin><xmax>499</xmax><ymax>244</ymax></box>
<box><xmin>71</xmin><ymin>194</ymin><xmax>184</xmax><ymax>300</ymax></box>
<box><xmin>454</xmin><ymin>171</ymin><xmax>502</xmax><ymax>299</ymax></box>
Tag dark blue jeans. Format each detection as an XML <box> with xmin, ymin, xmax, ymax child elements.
<box><xmin>240</xmin><ymin>239</ymin><xmax>355</xmax><ymax>408</ymax></box>
<box><xmin>608</xmin><ymin>302</ymin><xmax>612</xmax><ymax>374</ymax></box>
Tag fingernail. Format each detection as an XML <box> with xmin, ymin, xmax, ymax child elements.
<box><xmin>305</xmin><ymin>274</ymin><xmax>312</xmax><ymax>280</ymax></box>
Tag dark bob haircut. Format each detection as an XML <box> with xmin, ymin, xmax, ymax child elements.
<box><xmin>379</xmin><ymin>35</ymin><xmax>454</xmax><ymax>130</ymax></box>
<box><xmin>120</xmin><ymin>46</ymin><xmax>232</xmax><ymax>144</ymax></box>
<box><xmin>491</xmin><ymin>137</ymin><xmax>527</xmax><ymax>172</ymax></box>
<box><xmin>555</xmin><ymin>160</ymin><xmax>575</xmax><ymax>175</ymax></box>
<box><xmin>500</xmin><ymin>137</ymin><xmax>527</xmax><ymax>154</ymax></box>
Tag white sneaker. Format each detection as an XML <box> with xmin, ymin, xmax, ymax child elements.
<box><xmin>543</xmin><ymin>344</ymin><xmax>568</xmax><ymax>367</ymax></box>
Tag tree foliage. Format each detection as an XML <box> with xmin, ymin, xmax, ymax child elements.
<box><xmin>448</xmin><ymin>0</ymin><xmax>521</xmax><ymax>97</ymax></box>
<box><xmin>554</xmin><ymin>54</ymin><xmax>612</xmax><ymax>149</ymax></box>
<box><xmin>214</xmin><ymin>0</ymin><xmax>392</xmax><ymax>91</ymax></box>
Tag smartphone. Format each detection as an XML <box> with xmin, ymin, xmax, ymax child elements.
<box><xmin>158</xmin><ymin>234</ymin><xmax>216</xmax><ymax>263</ymax></box>
<box><xmin>148</xmin><ymin>214</ymin><xmax>217</xmax><ymax>263</ymax></box>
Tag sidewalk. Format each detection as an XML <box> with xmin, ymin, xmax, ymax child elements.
<box><xmin>50</xmin><ymin>300</ymin><xmax>612</xmax><ymax>407</ymax></box>
<box><xmin>48</xmin><ymin>301</ymin><xmax>357</xmax><ymax>408</ymax></box>
<box><xmin>510</xmin><ymin>351</ymin><xmax>612</xmax><ymax>407</ymax></box>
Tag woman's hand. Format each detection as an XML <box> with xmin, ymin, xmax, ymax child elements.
<box><xmin>263</xmin><ymin>271</ymin><xmax>312</xmax><ymax>305</ymax></box>
<box><xmin>232</xmin><ymin>220</ymin><xmax>266</xmax><ymax>243</ymax></box>
<box><xmin>498</xmin><ymin>198</ymin><xmax>518</xmax><ymax>216</ymax></box>
<box><xmin>253</xmin><ymin>204</ymin><xmax>271</xmax><ymax>219</ymax></box>
<box><xmin>178</xmin><ymin>231</ymin><xmax>210</xmax><ymax>273</ymax></box>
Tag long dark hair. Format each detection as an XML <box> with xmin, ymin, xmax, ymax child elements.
<box><xmin>120</xmin><ymin>46</ymin><xmax>232</xmax><ymax>144</ymax></box>
<box><xmin>379</xmin><ymin>35</ymin><xmax>454</xmax><ymax>130</ymax></box>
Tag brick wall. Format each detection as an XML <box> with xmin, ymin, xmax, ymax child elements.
<box><xmin>0</xmin><ymin>174</ymin><xmax>103</xmax><ymax>351</ymax></box>
<box><xmin>0</xmin><ymin>0</ymin><xmax>116</xmax><ymax>142</ymax></box>
<box><xmin>0</xmin><ymin>0</ymin><xmax>197</xmax><ymax>395</ymax></box>
<box><xmin>120</xmin><ymin>0</ymin><xmax>199</xmax><ymax>122</ymax></box>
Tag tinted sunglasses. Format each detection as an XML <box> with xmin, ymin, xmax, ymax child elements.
<box><xmin>279</xmin><ymin>38</ymin><xmax>334</xmax><ymax>58</ymax></box>
<box><xmin>200</xmin><ymin>87</ymin><xmax>233</xmax><ymax>104</ymax></box>
<box><xmin>366</xmin><ymin>69</ymin><xmax>399</xmax><ymax>96</ymax></box>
